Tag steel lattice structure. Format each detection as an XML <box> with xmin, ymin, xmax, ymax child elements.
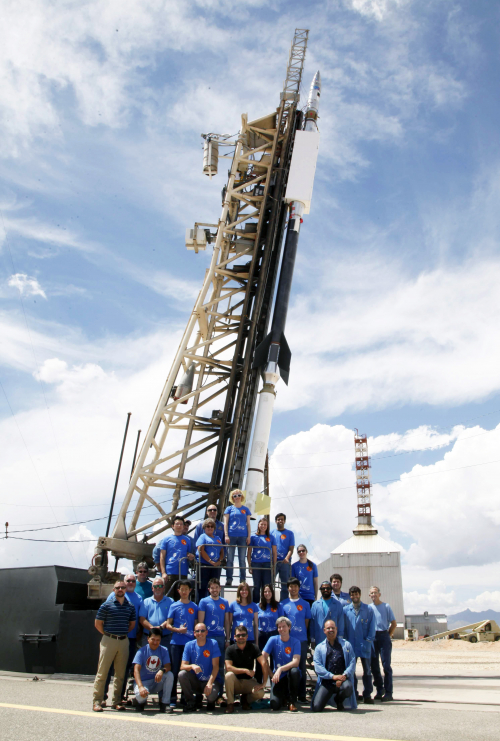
<box><xmin>89</xmin><ymin>30</ymin><xmax>310</xmax><ymax>589</ymax></box>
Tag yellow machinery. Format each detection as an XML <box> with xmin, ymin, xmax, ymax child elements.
<box><xmin>423</xmin><ymin>619</ymin><xmax>500</xmax><ymax>643</ymax></box>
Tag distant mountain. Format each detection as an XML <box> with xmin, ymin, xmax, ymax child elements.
<box><xmin>447</xmin><ymin>609</ymin><xmax>500</xmax><ymax>630</ymax></box>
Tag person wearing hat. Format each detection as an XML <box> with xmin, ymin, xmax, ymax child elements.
<box><xmin>223</xmin><ymin>489</ymin><xmax>251</xmax><ymax>586</ymax></box>
<box><xmin>311</xmin><ymin>581</ymin><xmax>345</xmax><ymax>647</ymax></box>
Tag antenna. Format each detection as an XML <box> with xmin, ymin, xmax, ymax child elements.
<box><xmin>353</xmin><ymin>429</ymin><xmax>378</xmax><ymax>535</ymax></box>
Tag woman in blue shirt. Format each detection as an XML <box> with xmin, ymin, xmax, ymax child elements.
<box><xmin>247</xmin><ymin>517</ymin><xmax>277</xmax><ymax>602</ymax></box>
<box><xmin>227</xmin><ymin>582</ymin><xmax>259</xmax><ymax>644</ymax></box>
<box><xmin>223</xmin><ymin>489</ymin><xmax>251</xmax><ymax>586</ymax></box>
<box><xmin>196</xmin><ymin>518</ymin><xmax>224</xmax><ymax>600</ymax></box>
<box><xmin>256</xmin><ymin>583</ymin><xmax>283</xmax><ymax>683</ymax></box>
<box><xmin>291</xmin><ymin>544</ymin><xmax>318</xmax><ymax>606</ymax></box>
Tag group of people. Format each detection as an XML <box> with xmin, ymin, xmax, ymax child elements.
<box><xmin>92</xmin><ymin>498</ymin><xmax>397</xmax><ymax>715</ymax></box>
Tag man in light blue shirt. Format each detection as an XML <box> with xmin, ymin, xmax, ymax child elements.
<box><xmin>139</xmin><ymin>577</ymin><xmax>173</xmax><ymax>648</ymax></box>
<box><xmin>369</xmin><ymin>586</ymin><xmax>397</xmax><ymax>702</ymax></box>
<box><xmin>271</xmin><ymin>513</ymin><xmax>295</xmax><ymax>600</ymax></box>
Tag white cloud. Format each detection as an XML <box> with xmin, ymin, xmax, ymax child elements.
<box><xmin>34</xmin><ymin>358</ymin><xmax>107</xmax><ymax>396</ymax></box>
<box><xmin>404</xmin><ymin>580</ymin><xmax>457</xmax><ymax>613</ymax></box>
<box><xmin>8</xmin><ymin>273</ymin><xmax>47</xmax><ymax>298</ymax></box>
<box><xmin>347</xmin><ymin>0</ymin><xmax>407</xmax><ymax>22</ymax></box>
<box><xmin>463</xmin><ymin>591</ymin><xmax>500</xmax><ymax>613</ymax></box>
<box><xmin>68</xmin><ymin>524</ymin><xmax>98</xmax><ymax>563</ymax></box>
<box><xmin>276</xmin><ymin>256</ymin><xmax>500</xmax><ymax>416</ymax></box>
<box><xmin>370</xmin><ymin>425</ymin><xmax>462</xmax><ymax>455</ymax></box>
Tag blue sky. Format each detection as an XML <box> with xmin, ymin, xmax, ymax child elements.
<box><xmin>1</xmin><ymin>0</ymin><xmax>500</xmax><ymax>614</ymax></box>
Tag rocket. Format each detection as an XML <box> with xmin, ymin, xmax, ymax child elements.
<box><xmin>245</xmin><ymin>72</ymin><xmax>321</xmax><ymax>511</ymax></box>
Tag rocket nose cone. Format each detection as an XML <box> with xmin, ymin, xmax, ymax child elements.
<box><xmin>313</xmin><ymin>70</ymin><xmax>321</xmax><ymax>90</ymax></box>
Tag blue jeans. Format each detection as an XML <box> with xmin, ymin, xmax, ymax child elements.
<box><xmin>311</xmin><ymin>678</ymin><xmax>353</xmax><ymax>711</ymax></box>
<box><xmin>371</xmin><ymin>631</ymin><xmax>393</xmax><ymax>696</ymax></box>
<box><xmin>251</xmin><ymin>561</ymin><xmax>272</xmax><ymax>603</ymax></box>
<box><xmin>210</xmin><ymin>634</ymin><xmax>226</xmax><ymax>690</ymax></box>
<box><xmin>275</xmin><ymin>561</ymin><xmax>291</xmax><ymax>600</ymax></box>
<box><xmin>354</xmin><ymin>656</ymin><xmax>373</xmax><ymax>697</ymax></box>
<box><xmin>226</xmin><ymin>536</ymin><xmax>247</xmax><ymax>583</ymax></box>
<box><xmin>270</xmin><ymin>667</ymin><xmax>300</xmax><ymax>709</ymax></box>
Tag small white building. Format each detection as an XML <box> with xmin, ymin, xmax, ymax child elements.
<box><xmin>405</xmin><ymin>612</ymin><xmax>447</xmax><ymax>637</ymax></box>
<box><xmin>317</xmin><ymin>529</ymin><xmax>405</xmax><ymax>639</ymax></box>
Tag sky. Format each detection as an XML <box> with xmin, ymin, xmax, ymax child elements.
<box><xmin>1</xmin><ymin>0</ymin><xmax>500</xmax><ymax>616</ymax></box>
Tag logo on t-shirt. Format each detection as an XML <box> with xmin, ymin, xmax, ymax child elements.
<box><xmin>181</xmin><ymin>539</ymin><xmax>187</xmax><ymax>545</ymax></box>
<box><xmin>188</xmin><ymin>608</ymin><xmax>195</xmax><ymax>614</ymax></box>
<box><xmin>265</xmin><ymin>537</ymin><xmax>270</xmax><ymax>541</ymax></box>
<box><xmin>281</xmin><ymin>534</ymin><xmax>286</xmax><ymax>540</ymax></box>
<box><xmin>146</xmin><ymin>655</ymin><xmax>161</xmax><ymax>671</ymax></box>
<box><xmin>306</xmin><ymin>566</ymin><xmax>312</xmax><ymax>572</ymax></box>
<box><xmin>219</xmin><ymin>604</ymin><xmax>225</xmax><ymax>610</ymax></box>
<box><xmin>203</xmin><ymin>650</ymin><xmax>210</xmax><ymax>658</ymax></box>
<box><xmin>247</xmin><ymin>608</ymin><xmax>254</xmax><ymax>613</ymax></box>
<box><xmin>297</xmin><ymin>604</ymin><xmax>303</xmax><ymax>611</ymax></box>
<box><xmin>285</xmin><ymin>647</ymin><xmax>292</xmax><ymax>655</ymax></box>
<box><xmin>271</xmin><ymin>608</ymin><xmax>277</xmax><ymax>613</ymax></box>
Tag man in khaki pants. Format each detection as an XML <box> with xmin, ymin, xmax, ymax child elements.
<box><xmin>224</xmin><ymin>625</ymin><xmax>269</xmax><ymax>714</ymax></box>
<box><xmin>93</xmin><ymin>581</ymin><xmax>136</xmax><ymax>711</ymax></box>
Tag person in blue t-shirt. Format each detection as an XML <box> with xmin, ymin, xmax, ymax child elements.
<box><xmin>133</xmin><ymin>628</ymin><xmax>174</xmax><ymax>713</ymax></box>
<box><xmin>228</xmin><ymin>582</ymin><xmax>259</xmax><ymax>642</ymax></box>
<box><xmin>160</xmin><ymin>516</ymin><xmax>195</xmax><ymax>596</ymax></box>
<box><xmin>196</xmin><ymin>519</ymin><xmax>224</xmax><ymax>599</ymax></box>
<box><xmin>281</xmin><ymin>577</ymin><xmax>311</xmax><ymax>703</ymax></box>
<box><xmin>193</xmin><ymin>505</ymin><xmax>225</xmax><ymax>544</ymax></box>
<box><xmin>247</xmin><ymin>518</ymin><xmax>277</xmax><ymax>602</ymax></box>
<box><xmin>291</xmin><ymin>544</ymin><xmax>318</xmax><ymax>606</ymax></box>
<box><xmin>369</xmin><ymin>586</ymin><xmax>397</xmax><ymax>702</ymax></box>
<box><xmin>197</xmin><ymin>578</ymin><xmax>229</xmax><ymax>658</ymax></box>
<box><xmin>135</xmin><ymin>563</ymin><xmax>153</xmax><ymax>601</ymax></box>
<box><xmin>262</xmin><ymin>616</ymin><xmax>301</xmax><ymax>711</ymax></box>
<box><xmin>271</xmin><ymin>513</ymin><xmax>295</xmax><ymax>601</ymax></box>
<box><xmin>223</xmin><ymin>489</ymin><xmax>251</xmax><ymax>585</ymax></box>
<box><xmin>179</xmin><ymin>623</ymin><xmax>222</xmax><ymax>711</ymax></box>
<box><xmin>166</xmin><ymin>580</ymin><xmax>198</xmax><ymax>708</ymax></box>
<box><xmin>256</xmin><ymin>584</ymin><xmax>284</xmax><ymax>684</ymax></box>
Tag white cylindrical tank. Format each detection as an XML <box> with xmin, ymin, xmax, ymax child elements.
<box><xmin>203</xmin><ymin>138</ymin><xmax>219</xmax><ymax>177</ymax></box>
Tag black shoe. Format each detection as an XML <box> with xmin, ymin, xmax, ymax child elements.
<box><xmin>183</xmin><ymin>702</ymin><xmax>197</xmax><ymax>713</ymax></box>
<box><xmin>363</xmin><ymin>697</ymin><xmax>374</xmax><ymax>704</ymax></box>
<box><xmin>381</xmin><ymin>695</ymin><xmax>393</xmax><ymax>703</ymax></box>
<box><xmin>298</xmin><ymin>696</ymin><xmax>307</xmax><ymax>704</ymax></box>
<box><xmin>374</xmin><ymin>693</ymin><xmax>384</xmax><ymax>701</ymax></box>
<box><xmin>195</xmin><ymin>694</ymin><xmax>203</xmax><ymax>709</ymax></box>
<box><xmin>206</xmin><ymin>702</ymin><xmax>216</xmax><ymax>711</ymax></box>
<box><xmin>336</xmin><ymin>700</ymin><xmax>345</xmax><ymax>711</ymax></box>
<box><xmin>159</xmin><ymin>703</ymin><xmax>168</xmax><ymax>713</ymax></box>
<box><xmin>356</xmin><ymin>693</ymin><xmax>363</xmax><ymax>701</ymax></box>
<box><xmin>135</xmin><ymin>703</ymin><xmax>145</xmax><ymax>713</ymax></box>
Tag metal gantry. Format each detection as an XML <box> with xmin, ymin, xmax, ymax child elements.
<box><xmin>89</xmin><ymin>30</ymin><xmax>310</xmax><ymax>587</ymax></box>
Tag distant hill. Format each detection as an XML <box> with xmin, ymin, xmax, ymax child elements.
<box><xmin>447</xmin><ymin>609</ymin><xmax>500</xmax><ymax>630</ymax></box>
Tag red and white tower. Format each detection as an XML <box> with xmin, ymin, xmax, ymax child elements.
<box><xmin>354</xmin><ymin>429</ymin><xmax>377</xmax><ymax>535</ymax></box>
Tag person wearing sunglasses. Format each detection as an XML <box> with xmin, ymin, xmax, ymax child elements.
<box><xmin>291</xmin><ymin>545</ymin><xmax>318</xmax><ymax>607</ymax></box>
<box><xmin>92</xmin><ymin>581</ymin><xmax>136</xmax><ymax>712</ymax></box>
<box><xmin>193</xmin><ymin>506</ymin><xmax>225</xmax><ymax>544</ymax></box>
<box><xmin>223</xmin><ymin>489</ymin><xmax>251</xmax><ymax>586</ymax></box>
<box><xmin>102</xmin><ymin>573</ymin><xmax>144</xmax><ymax>705</ymax></box>
<box><xmin>135</xmin><ymin>563</ymin><xmax>153</xmax><ymax>600</ymax></box>
<box><xmin>139</xmin><ymin>578</ymin><xmax>174</xmax><ymax>650</ymax></box>
<box><xmin>311</xmin><ymin>581</ymin><xmax>345</xmax><ymax>650</ymax></box>
<box><xmin>179</xmin><ymin>623</ymin><xmax>222</xmax><ymax>712</ymax></box>
<box><xmin>196</xmin><ymin>519</ymin><xmax>224</xmax><ymax>599</ymax></box>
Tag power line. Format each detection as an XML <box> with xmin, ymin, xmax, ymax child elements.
<box><xmin>0</xmin><ymin>536</ymin><xmax>96</xmax><ymax>542</ymax></box>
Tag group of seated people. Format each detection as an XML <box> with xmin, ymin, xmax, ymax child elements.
<box><xmin>93</xmin><ymin>514</ymin><xmax>397</xmax><ymax>715</ymax></box>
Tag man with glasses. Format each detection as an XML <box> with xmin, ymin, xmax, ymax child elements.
<box><xmin>311</xmin><ymin>581</ymin><xmax>345</xmax><ymax>648</ymax></box>
<box><xmin>311</xmin><ymin>620</ymin><xmax>356</xmax><ymax>712</ymax></box>
<box><xmin>224</xmin><ymin>625</ymin><xmax>269</xmax><ymax>714</ymax></box>
<box><xmin>135</xmin><ymin>563</ymin><xmax>153</xmax><ymax>600</ymax></box>
<box><xmin>179</xmin><ymin>623</ymin><xmax>221</xmax><ymax>712</ymax></box>
<box><xmin>102</xmin><ymin>573</ymin><xmax>144</xmax><ymax>705</ymax></box>
<box><xmin>139</xmin><ymin>578</ymin><xmax>173</xmax><ymax>649</ymax></box>
<box><xmin>92</xmin><ymin>580</ymin><xmax>136</xmax><ymax>712</ymax></box>
<box><xmin>194</xmin><ymin>506</ymin><xmax>225</xmax><ymax>543</ymax></box>
<box><xmin>271</xmin><ymin>513</ymin><xmax>295</xmax><ymax>601</ymax></box>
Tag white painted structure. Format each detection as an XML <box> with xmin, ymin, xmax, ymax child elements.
<box><xmin>317</xmin><ymin>531</ymin><xmax>405</xmax><ymax>639</ymax></box>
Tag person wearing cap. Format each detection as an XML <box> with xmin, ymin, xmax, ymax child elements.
<box><xmin>223</xmin><ymin>489</ymin><xmax>251</xmax><ymax>586</ymax></box>
<box><xmin>343</xmin><ymin>586</ymin><xmax>375</xmax><ymax>704</ymax></box>
<box><xmin>311</xmin><ymin>581</ymin><xmax>345</xmax><ymax>647</ymax></box>
<box><xmin>311</xmin><ymin>619</ymin><xmax>356</xmax><ymax>712</ymax></box>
